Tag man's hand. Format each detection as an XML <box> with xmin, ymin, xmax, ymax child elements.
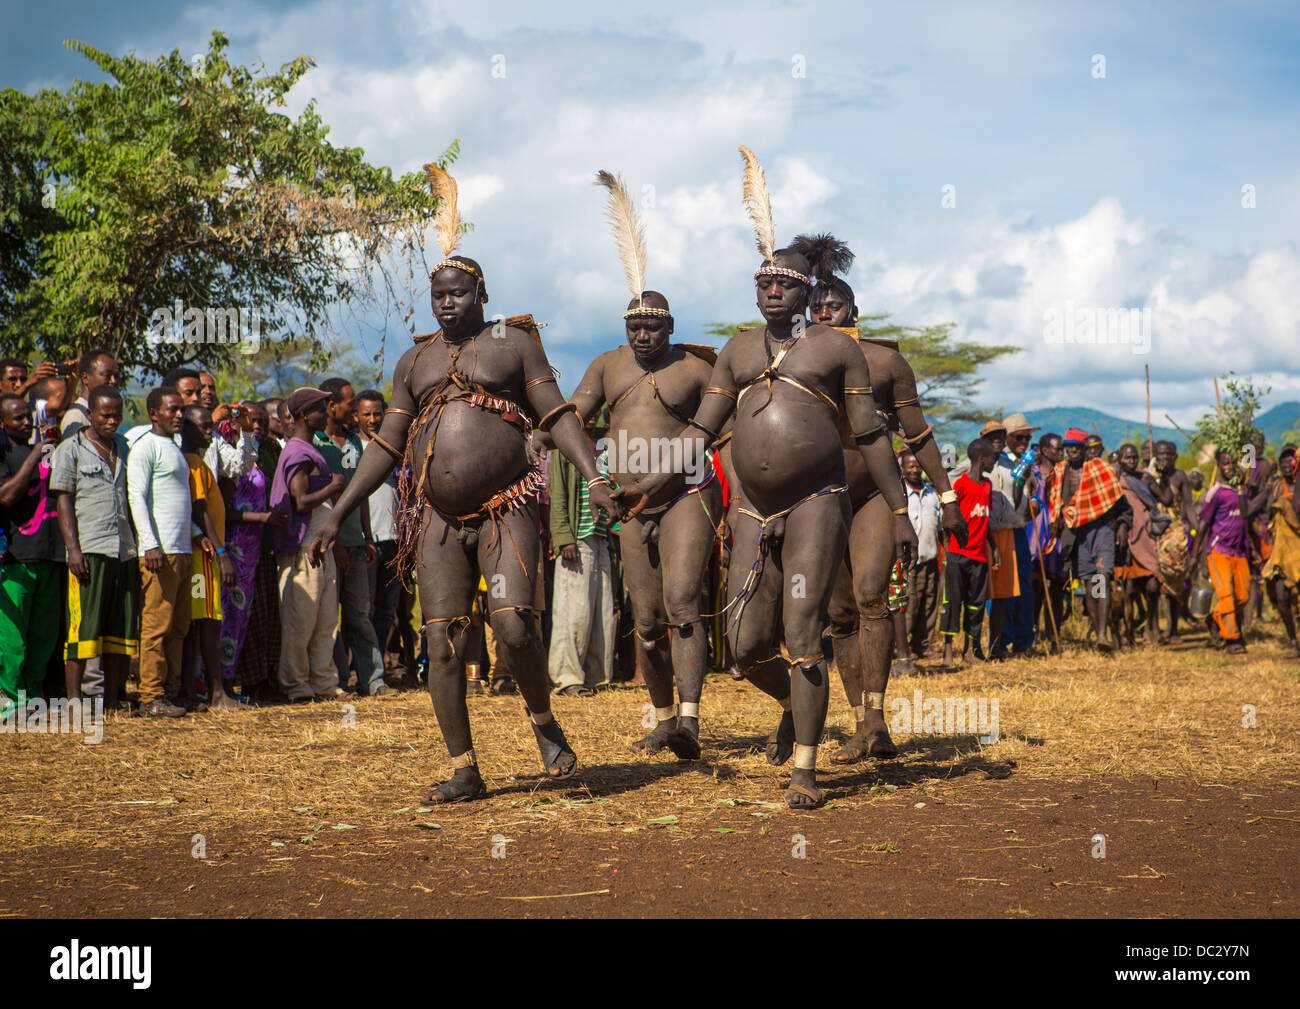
<box><xmin>265</xmin><ymin>504</ymin><xmax>289</xmax><ymax>528</ymax></box>
<box><xmin>307</xmin><ymin>517</ymin><xmax>340</xmax><ymax>568</ymax></box>
<box><xmin>143</xmin><ymin>547</ymin><xmax>165</xmax><ymax>571</ymax></box>
<box><xmin>200</xmin><ymin>536</ymin><xmax>214</xmax><ymax>555</ymax></box>
<box><xmin>326</xmin><ymin>473</ymin><xmax>346</xmax><ymax>501</ymax></box>
<box><xmin>559</xmin><ymin>543</ymin><xmax>580</xmax><ymax>568</ymax></box>
<box><xmin>68</xmin><ymin>547</ymin><xmax>89</xmax><ymax>580</ymax></box>
<box><xmin>991</xmin><ymin>543</ymin><xmax>1001</xmax><ymax>570</ymax></box>
<box><xmin>364</xmin><ymin>540</ymin><xmax>378</xmax><ymax>565</ymax></box>
<box><xmin>940</xmin><ymin>500</ymin><xmax>968</xmax><ymax>548</ymax></box>
<box><xmin>893</xmin><ymin>513</ymin><xmax>918</xmax><ymax>569</ymax></box>
<box><xmin>609</xmin><ymin>484</ymin><xmax>648</xmax><ymax>521</ymax></box>
<box><xmin>234</xmin><ymin>404</ymin><xmax>254</xmax><ymax>432</ymax></box>
<box><xmin>587</xmin><ymin>482</ymin><xmax>619</xmax><ymax>523</ymax></box>
<box><xmin>333</xmin><ymin>542</ymin><xmax>351</xmax><ymax>573</ymax></box>
<box><xmin>219</xmin><ymin>552</ymin><xmax>235</xmax><ymax>580</ymax></box>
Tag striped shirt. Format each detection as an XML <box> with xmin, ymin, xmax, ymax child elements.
<box><xmin>574</xmin><ymin>449</ymin><xmax>610</xmax><ymax>540</ymax></box>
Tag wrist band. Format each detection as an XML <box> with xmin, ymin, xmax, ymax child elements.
<box><xmin>216</xmin><ymin>547</ymin><xmax>227</xmax><ymax>555</ymax></box>
<box><xmin>586</xmin><ymin>475</ymin><xmax>610</xmax><ymax>489</ymax></box>
<box><xmin>892</xmin><ymin>506</ymin><xmax>908</xmax><ymax>516</ymax></box>
<box><xmin>939</xmin><ymin>490</ymin><xmax>958</xmax><ymax>505</ymax></box>
<box><xmin>538</xmin><ymin>401</ymin><xmax>578</xmax><ymax>432</ymax></box>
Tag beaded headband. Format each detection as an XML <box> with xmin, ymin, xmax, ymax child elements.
<box><xmin>432</xmin><ymin>258</ymin><xmax>481</xmax><ymax>279</ymax></box>
<box><xmin>754</xmin><ymin>264</ymin><xmax>814</xmax><ymax>286</ymax></box>
<box><xmin>622</xmin><ymin>306</ymin><xmax>672</xmax><ymax>319</ymax></box>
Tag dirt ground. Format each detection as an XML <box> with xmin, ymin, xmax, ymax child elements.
<box><xmin>2</xmin><ymin>620</ymin><xmax>1297</xmax><ymax>918</ymax></box>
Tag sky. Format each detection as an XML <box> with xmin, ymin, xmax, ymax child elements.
<box><xmin>6</xmin><ymin>0</ymin><xmax>1300</xmax><ymax>426</ymax></box>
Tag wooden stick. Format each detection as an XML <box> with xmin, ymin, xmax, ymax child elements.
<box><xmin>1038</xmin><ymin>549</ymin><xmax>1062</xmax><ymax>654</ymax></box>
<box><xmin>1214</xmin><ymin>377</ymin><xmax>1223</xmax><ymax>416</ymax></box>
<box><xmin>1145</xmin><ymin>364</ymin><xmax>1155</xmax><ymax>459</ymax></box>
<box><xmin>1164</xmin><ymin>413</ymin><xmax>1194</xmax><ymax>442</ymax></box>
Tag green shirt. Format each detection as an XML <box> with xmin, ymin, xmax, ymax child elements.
<box><xmin>312</xmin><ymin>429</ymin><xmax>365</xmax><ymax>548</ymax></box>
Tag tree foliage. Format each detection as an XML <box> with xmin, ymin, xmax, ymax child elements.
<box><xmin>1194</xmin><ymin>373</ymin><xmax>1268</xmax><ymax>461</ymax></box>
<box><xmin>1</xmin><ymin>31</ymin><xmax>454</xmax><ymax>377</ymax></box>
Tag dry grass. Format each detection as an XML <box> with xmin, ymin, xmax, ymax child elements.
<box><xmin>2</xmin><ymin>621</ymin><xmax>1297</xmax><ymax>855</ymax></box>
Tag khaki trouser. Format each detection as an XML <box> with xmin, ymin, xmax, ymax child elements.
<box><xmin>277</xmin><ymin>545</ymin><xmax>339</xmax><ymax>700</ymax></box>
<box><xmin>138</xmin><ymin>553</ymin><xmax>193</xmax><ymax>703</ymax></box>
<box><xmin>547</xmin><ymin>536</ymin><xmax>615</xmax><ymax>690</ymax></box>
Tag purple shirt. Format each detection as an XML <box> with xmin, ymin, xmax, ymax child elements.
<box><xmin>1199</xmin><ymin>484</ymin><xmax>1248</xmax><ymax>558</ymax></box>
<box><xmin>270</xmin><ymin>437</ymin><xmax>332</xmax><ymax>554</ymax></box>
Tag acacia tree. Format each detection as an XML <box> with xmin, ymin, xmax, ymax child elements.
<box><xmin>1</xmin><ymin>31</ymin><xmax>453</xmax><ymax>377</ymax></box>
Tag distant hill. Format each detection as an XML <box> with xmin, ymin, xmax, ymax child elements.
<box><xmin>936</xmin><ymin>401</ymin><xmax>1300</xmax><ymax>453</ymax></box>
<box><xmin>936</xmin><ymin>406</ymin><xmax>1182</xmax><ymax>452</ymax></box>
<box><xmin>1256</xmin><ymin>401</ymin><xmax>1300</xmax><ymax>446</ymax></box>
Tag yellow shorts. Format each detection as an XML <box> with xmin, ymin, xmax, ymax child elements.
<box><xmin>190</xmin><ymin>544</ymin><xmax>224</xmax><ymax>622</ymax></box>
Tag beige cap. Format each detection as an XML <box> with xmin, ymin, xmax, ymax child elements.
<box><xmin>1001</xmin><ymin>412</ymin><xmax>1040</xmax><ymax>435</ymax></box>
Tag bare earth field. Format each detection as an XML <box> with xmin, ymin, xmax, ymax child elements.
<box><xmin>2</xmin><ymin>621</ymin><xmax>1297</xmax><ymax>918</ymax></box>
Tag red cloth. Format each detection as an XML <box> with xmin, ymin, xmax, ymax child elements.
<box><xmin>1049</xmin><ymin>458</ymin><xmax>1123</xmax><ymax>528</ymax></box>
<box><xmin>948</xmin><ymin>472</ymin><xmax>991</xmax><ymax>563</ymax></box>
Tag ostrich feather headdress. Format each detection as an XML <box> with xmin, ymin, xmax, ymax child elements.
<box><xmin>423</xmin><ymin>160</ymin><xmax>479</xmax><ymax>281</ymax></box>
<box><xmin>738</xmin><ymin>145</ymin><xmax>812</xmax><ymax>286</ymax></box>
<box><xmin>594</xmin><ymin>170</ymin><xmax>670</xmax><ymax>319</ymax></box>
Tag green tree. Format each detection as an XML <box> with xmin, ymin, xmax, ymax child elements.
<box><xmin>1</xmin><ymin>31</ymin><xmax>454</xmax><ymax>378</ymax></box>
<box><xmin>1195</xmin><ymin>373</ymin><xmax>1268</xmax><ymax>462</ymax></box>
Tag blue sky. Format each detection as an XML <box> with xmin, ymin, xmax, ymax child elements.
<box><xmin>6</xmin><ymin>0</ymin><xmax>1300</xmax><ymax>426</ymax></box>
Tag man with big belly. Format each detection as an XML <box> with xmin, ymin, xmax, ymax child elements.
<box><xmin>309</xmin><ymin>164</ymin><xmax>617</xmax><ymax>803</ymax></box>
<box><xmin>614</xmin><ymin>149</ymin><xmax>915</xmax><ymax>807</ymax></box>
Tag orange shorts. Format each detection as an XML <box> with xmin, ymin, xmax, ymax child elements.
<box><xmin>1206</xmin><ymin>550</ymin><xmax>1250</xmax><ymax>640</ymax></box>
<box><xmin>988</xmin><ymin>528</ymin><xmax>1020</xmax><ymax>599</ymax></box>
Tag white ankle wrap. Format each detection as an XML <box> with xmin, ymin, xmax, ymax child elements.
<box><xmin>793</xmin><ymin>743</ymin><xmax>817</xmax><ymax>770</ymax></box>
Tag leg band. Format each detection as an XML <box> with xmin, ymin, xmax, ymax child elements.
<box><xmin>451</xmin><ymin>749</ymin><xmax>477</xmax><ymax>769</ymax></box>
<box><xmin>678</xmin><ymin>701</ymin><xmax>699</xmax><ymax>718</ymax></box>
<box><xmin>865</xmin><ymin>691</ymin><xmax>885</xmax><ymax>710</ymax></box>
<box><xmin>793</xmin><ymin>743</ymin><xmax>817</xmax><ymax>770</ymax></box>
<box><xmin>852</xmin><ymin>704</ymin><xmax>867</xmax><ymax>721</ymax></box>
<box><xmin>529</xmin><ymin>710</ymin><xmax>553</xmax><ymax>726</ymax></box>
<box><xmin>655</xmin><ymin>704</ymin><xmax>678</xmax><ymax>722</ymax></box>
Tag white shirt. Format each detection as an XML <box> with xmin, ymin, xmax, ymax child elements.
<box><xmin>989</xmin><ymin>451</ymin><xmax>1030</xmax><ymax>529</ymax></box>
<box><xmin>905</xmin><ymin>481</ymin><xmax>942</xmax><ymax>563</ymax></box>
<box><xmin>127</xmin><ymin>430</ymin><xmax>192</xmax><ymax>554</ymax></box>
<box><xmin>125</xmin><ymin>424</ymin><xmax>255</xmax><ymax>480</ymax></box>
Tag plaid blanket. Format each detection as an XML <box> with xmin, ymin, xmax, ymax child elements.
<box><xmin>1049</xmin><ymin>458</ymin><xmax>1123</xmax><ymax>529</ymax></box>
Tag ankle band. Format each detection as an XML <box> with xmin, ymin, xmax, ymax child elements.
<box><xmin>865</xmin><ymin>692</ymin><xmax>885</xmax><ymax>710</ymax></box>
<box><xmin>793</xmin><ymin>743</ymin><xmax>817</xmax><ymax>770</ymax></box>
<box><xmin>451</xmin><ymin>749</ymin><xmax>476</xmax><ymax>769</ymax></box>
<box><xmin>853</xmin><ymin>704</ymin><xmax>867</xmax><ymax>721</ymax></box>
<box><xmin>678</xmin><ymin>702</ymin><xmax>699</xmax><ymax>719</ymax></box>
<box><xmin>529</xmin><ymin>710</ymin><xmax>553</xmax><ymax>726</ymax></box>
<box><xmin>654</xmin><ymin>704</ymin><xmax>678</xmax><ymax>722</ymax></box>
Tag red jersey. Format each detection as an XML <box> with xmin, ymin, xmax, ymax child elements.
<box><xmin>949</xmin><ymin>472</ymin><xmax>991</xmax><ymax>562</ymax></box>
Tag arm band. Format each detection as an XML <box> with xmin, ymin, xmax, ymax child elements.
<box><xmin>687</xmin><ymin>417</ymin><xmax>721</xmax><ymax>441</ymax></box>
<box><xmin>901</xmin><ymin>422</ymin><xmax>934</xmax><ymax>447</ymax></box>
<box><xmin>705</xmin><ymin>386</ymin><xmax>737</xmax><ymax>401</ymax></box>
<box><xmin>370</xmin><ymin>433</ymin><xmax>403</xmax><ymax>460</ymax></box>
<box><xmin>386</xmin><ymin>406</ymin><xmax>416</xmax><ymax>419</ymax></box>
<box><xmin>844</xmin><ymin>386</ymin><xmax>874</xmax><ymax>395</ymax></box>
<box><xmin>893</xmin><ymin>395</ymin><xmax>920</xmax><ymax>408</ymax></box>
<box><xmin>537</xmin><ymin>401</ymin><xmax>579</xmax><ymax>432</ymax></box>
<box><xmin>939</xmin><ymin>489</ymin><xmax>958</xmax><ymax>505</ymax></box>
<box><xmin>852</xmin><ymin>422</ymin><xmax>888</xmax><ymax>444</ymax></box>
<box><xmin>525</xmin><ymin>375</ymin><xmax>557</xmax><ymax>391</ymax></box>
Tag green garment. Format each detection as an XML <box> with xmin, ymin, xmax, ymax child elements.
<box><xmin>312</xmin><ymin>430</ymin><xmax>365</xmax><ymax>548</ymax></box>
<box><xmin>549</xmin><ymin>451</ymin><xmax>612</xmax><ymax>550</ymax></box>
<box><xmin>0</xmin><ymin>559</ymin><xmax>61</xmax><ymax>706</ymax></box>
